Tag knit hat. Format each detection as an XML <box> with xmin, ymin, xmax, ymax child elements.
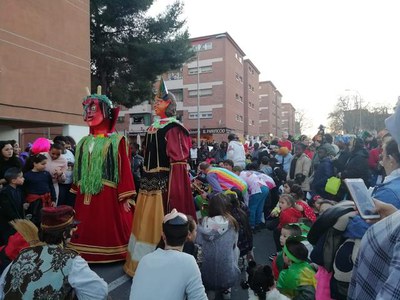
<box><xmin>278</xmin><ymin>147</ymin><xmax>289</xmax><ymax>155</ymax></box>
<box><xmin>41</xmin><ymin>205</ymin><xmax>79</xmax><ymax>231</ymax></box>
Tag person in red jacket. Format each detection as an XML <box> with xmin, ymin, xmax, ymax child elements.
<box><xmin>278</xmin><ymin>194</ymin><xmax>302</xmax><ymax>229</ymax></box>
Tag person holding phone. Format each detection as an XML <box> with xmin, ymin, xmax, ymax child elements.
<box><xmin>344</xmin><ymin>138</ymin><xmax>400</xmax><ymax>238</ymax></box>
<box><xmin>371</xmin><ymin>138</ymin><xmax>400</xmax><ymax>207</ymax></box>
<box><xmin>348</xmin><ymin>199</ymin><xmax>400</xmax><ymax>299</ymax></box>
<box><xmin>349</xmin><ymin>102</ymin><xmax>400</xmax><ymax>299</ymax></box>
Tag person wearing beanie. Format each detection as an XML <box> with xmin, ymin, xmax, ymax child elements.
<box><xmin>275</xmin><ymin>147</ymin><xmax>293</xmax><ymax>174</ymax></box>
<box><xmin>0</xmin><ymin>206</ymin><xmax>107</xmax><ymax>299</ymax></box>
<box><xmin>277</xmin><ymin>236</ymin><xmax>316</xmax><ymax>299</ymax></box>
<box><xmin>130</xmin><ymin>209</ymin><xmax>207</xmax><ymax>300</ymax></box>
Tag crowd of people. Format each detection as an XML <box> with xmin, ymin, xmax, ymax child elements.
<box><xmin>0</xmin><ymin>90</ymin><xmax>400</xmax><ymax>299</ymax></box>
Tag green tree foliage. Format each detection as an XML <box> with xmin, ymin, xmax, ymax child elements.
<box><xmin>90</xmin><ymin>0</ymin><xmax>195</xmax><ymax>107</ymax></box>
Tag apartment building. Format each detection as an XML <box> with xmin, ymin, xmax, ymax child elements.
<box><xmin>119</xmin><ymin>33</ymin><xmax>262</xmax><ymax>143</ymax></box>
<box><xmin>243</xmin><ymin>59</ymin><xmax>260</xmax><ymax>139</ymax></box>
<box><xmin>0</xmin><ymin>0</ymin><xmax>89</xmax><ymax>145</ymax></box>
<box><xmin>259</xmin><ymin>81</ymin><xmax>282</xmax><ymax>138</ymax></box>
<box><xmin>281</xmin><ymin>103</ymin><xmax>296</xmax><ymax>136</ymax></box>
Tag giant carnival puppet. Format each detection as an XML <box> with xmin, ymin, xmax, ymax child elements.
<box><xmin>124</xmin><ymin>79</ymin><xmax>196</xmax><ymax>276</ymax></box>
<box><xmin>69</xmin><ymin>86</ymin><xmax>136</xmax><ymax>263</ymax></box>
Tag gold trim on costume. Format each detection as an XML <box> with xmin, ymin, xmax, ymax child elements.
<box><xmin>156</xmin><ymin>131</ymin><xmax>160</xmax><ymax>170</ymax></box>
<box><xmin>170</xmin><ymin>162</ymin><xmax>187</xmax><ymax>165</ymax></box>
<box><xmin>102</xmin><ymin>180</ymin><xmax>117</xmax><ymax>188</ymax></box>
<box><xmin>69</xmin><ymin>243</ymin><xmax>128</xmax><ymax>254</ymax></box>
<box><xmin>137</xmin><ymin>190</ymin><xmax>163</xmax><ymax>196</ymax></box>
<box><xmin>118</xmin><ymin>190</ymin><xmax>136</xmax><ymax>200</ymax></box>
<box><xmin>41</xmin><ymin>216</ymin><xmax>74</xmax><ymax>230</ymax></box>
<box><xmin>143</xmin><ymin>166</ymin><xmax>170</xmax><ymax>173</ymax></box>
<box><xmin>83</xmin><ymin>194</ymin><xmax>91</xmax><ymax>205</ymax></box>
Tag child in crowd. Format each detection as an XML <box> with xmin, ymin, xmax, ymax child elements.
<box><xmin>273</xmin><ymin>194</ymin><xmax>302</xmax><ymax>252</ymax></box>
<box><xmin>196</xmin><ymin>193</ymin><xmax>241</xmax><ymax>300</ymax></box>
<box><xmin>291</xmin><ymin>184</ymin><xmax>316</xmax><ymax>223</ymax></box>
<box><xmin>259</xmin><ymin>156</ymin><xmax>273</xmax><ymax>176</ymax></box>
<box><xmin>278</xmin><ymin>194</ymin><xmax>302</xmax><ymax>229</ymax></box>
<box><xmin>245</xmin><ymin>262</ymin><xmax>290</xmax><ymax>300</ymax></box>
<box><xmin>23</xmin><ymin>154</ymin><xmax>56</xmax><ymax>226</ymax></box>
<box><xmin>44</xmin><ymin>143</ymin><xmax>67</xmax><ymax>204</ymax></box>
<box><xmin>277</xmin><ymin>236</ymin><xmax>316</xmax><ymax>299</ymax></box>
<box><xmin>271</xmin><ymin>224</ymin><xmax>302</xmax><ymax>279</ymax></box>
<box><xmin>225</xmin><ymin>189</ymin><xmax>254</xmax><ymax>267</ymax></box>
<box><xmin>0</xmin><ymin>167</ymin><xmax>25</xmax><ymax>245</ymax></box>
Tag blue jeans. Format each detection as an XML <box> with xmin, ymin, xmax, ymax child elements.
<box><xmin>248</xmin><ymin>186</ymin><xmax>269</xmax><ymax>228</ymax></box>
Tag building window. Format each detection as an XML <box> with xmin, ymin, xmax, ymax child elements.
<box><xmin>239</xmin><ymin>96</ymin><xmax>243</xmax><ymax>103</ymax></box>
<box><xmin>188</xmin><ymin>65</ymin><xmax>213</xmax><ymax>75</ymax></box>
<box><xmin>167</xmin><ymin>69</ymin><xmax>183</xmax><ymax>80</ymax></box>
<box><xmin>170</xmin><ymin>90</ymin><xmax>183</xmax><ymax>102</ymax></box>
<box><xmin>235</xmin><ymin>53</ymin><xmax>243</xmax><ymax>64</ymax></box>
<box><xmin>193</xmin><ymin>42</ymin><xmax>212</xmax><ymax>52</ymax></box>
<box><xmin>189</xmin><ymin>88</ymin><xmax>213</xmax><ymax>97</ymax></box>
<box><xmin>189</xmin><ymin>112</ymin><xmax>213</xmax><ymax>119</ymax></box>
<box><xmin>252</xmin><ymin>120</ymin><xmax>255</xmax><ymax>125</ymax></box>
<box><xmin>131</xmin><ymin>116</ymin><xmax>144</xmax><ymax>124</ymax></box>
<box><xmin>117</xmin><ymin>116</ymin><xmax>125</xmax><ymax>123</ymax></box>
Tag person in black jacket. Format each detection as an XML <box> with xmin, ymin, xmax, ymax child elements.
<box><xmin>0</xmin><ymin>167</ymin><xmax>25</xmax><ymax>246</ymax></box>
<box><xmin>339</xmin><ymin>138</ymin><xmax>372</xmax><ymax>201</ymax></box>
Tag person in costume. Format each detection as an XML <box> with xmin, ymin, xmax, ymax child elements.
<box><xmin>69</xmin><ymin>86</ymin><xmax>136</xmax><ymax>263</ymax></box>
<box><xmin>277</xmin><ymin>236</ymin><xmax>316</xmax><ymax>299</ymax></box>
<box><xmin>124</xmin><ymin>79</ymin><xmax>196</xmax><ymax>276</ymax></box>
<box><xmin>0</xmin><ymin>206</ymin><xmax>108</xmax><ymax>299</ymax></box>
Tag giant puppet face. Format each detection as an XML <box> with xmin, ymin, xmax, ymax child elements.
<box><xmin>153</xmin><ymin>97</ymin><xmax>171</xmax><ymax>118</ymax></box>
<box><xmin>83</xmin><ymin>97</ymin><xmax>105</xmax><ymax>128</ymax></box>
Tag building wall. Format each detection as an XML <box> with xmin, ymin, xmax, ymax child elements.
<box><xmin>119</xmin><ymin>33</ymin><xmax>295</xmax><ymax>144</ymax></box>
<box><xmin>243</xmin><ymin>59</ymin><xmax>260</xmax><ymax>138</ymax></box>
<box><xmin>0</xmin><ymin>0</ymin><xmax>90</xmax><ymax>128</ymax></box>
<box><xmin>259</xmin><ymin>81</ymin><xmax>282</xmax><ymax>138</ymax></box>
<box><xmin>281</xmin><ymin>103</ymin><xmax>296</xmax><ymax>136</ymax></box>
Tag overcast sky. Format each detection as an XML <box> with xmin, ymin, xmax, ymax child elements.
<box><xmin>149</xmin><ymin>0</ymin><xmax>400</xmax><ymax>135</ymax></box>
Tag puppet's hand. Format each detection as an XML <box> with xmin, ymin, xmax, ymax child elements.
<box><xmin>123</xmin><ymin>199</ymin><xmax>131</xmax><ymax>212</ymax></box>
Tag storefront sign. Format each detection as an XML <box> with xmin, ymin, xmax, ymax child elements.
<box><xmin>189</xmin><ymin>127</ymin><xmax>232</xmax><ymax>135</ymax></box>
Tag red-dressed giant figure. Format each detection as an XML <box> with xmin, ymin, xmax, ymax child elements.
<box><xmin>124</xmin><ymin>79</ymin><xmax>196</xmax><ymax>276</ymax></box>
<box><xmin>69</xmin><ymin>87</ymin><xmax>135</xmax><ymax>263</ymax></box>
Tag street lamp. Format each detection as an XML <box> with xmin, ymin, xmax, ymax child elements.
<box><xmin>196</xmin><ymin>47</ymin><xmax>201</xmax><ymax>147</ymax></box>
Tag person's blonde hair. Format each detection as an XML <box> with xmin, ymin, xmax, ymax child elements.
<box><xmin>280</xmin><ymin>194</ymin><xmax>296</xmax><ymax>207</ymax></box>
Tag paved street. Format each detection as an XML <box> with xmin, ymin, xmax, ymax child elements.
<box><xmin>91</xmin><ymin>228</ymin><xmax>276</xmax><ymax>300</ymax></box>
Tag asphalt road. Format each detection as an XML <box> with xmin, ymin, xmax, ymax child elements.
<box><xmin>91</xmin><ymin>228</ymin><xmax>276</xmax><ymax>300</ymax></box>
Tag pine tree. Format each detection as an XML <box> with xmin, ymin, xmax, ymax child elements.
<box><xmin>90</xmin><ymin>0</ymin><xmax>195</xmax><ymax>107</ymax></box>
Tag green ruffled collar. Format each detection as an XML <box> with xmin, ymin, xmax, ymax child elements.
<box><xmin>151</xmin><ymin>116</ymin><xmax>179</xmax><ymax>129</ymax></box>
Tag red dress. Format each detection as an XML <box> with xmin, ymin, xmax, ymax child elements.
<box><xmin>70</xmin><ymin>136</ymin><xmax>135</xmax><ymax>263</ymax></box>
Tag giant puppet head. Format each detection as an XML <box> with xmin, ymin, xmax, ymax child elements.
<box><xmin>82</xmin><ymin>86</ymin><xmax>120</xmax><ymax>135</ymax></box>
<box><xmin>153</xmin><ymin>78</ymin><xmax>177</xmax><ymax>119</ymax></box>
